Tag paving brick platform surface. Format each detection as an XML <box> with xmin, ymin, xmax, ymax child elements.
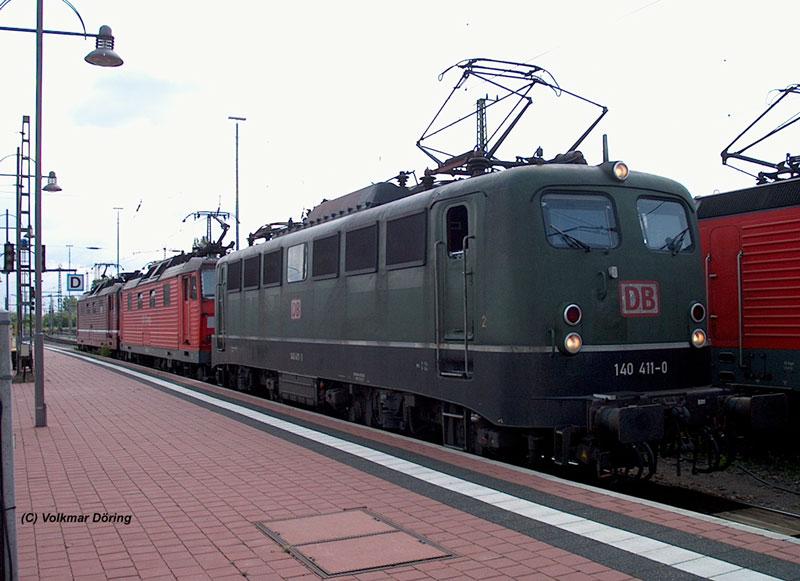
<box><xmin>14</xmin><ymin>350</ymin><xmax>638</xmax><ymax>580</ymax></box>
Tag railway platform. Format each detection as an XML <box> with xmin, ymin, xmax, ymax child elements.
<box><xmin>10</xmin><ymin>348</ymin><xmax>800</xmax><ymax>580</ymax></box>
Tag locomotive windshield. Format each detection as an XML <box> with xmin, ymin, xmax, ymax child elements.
<box><xmin>637</xmin><ymin>198</ymin><xmax>693</xmax><ymax>254</ymax></box>
<box><xmin>201</xmin><ymin>269</ymin><xmax>216</xmax><ymax>299</ymax></box>
<box><xmin>541</xmin><ymin>193</ymin><xmax>619</xmax><ymax>250</ymax></box>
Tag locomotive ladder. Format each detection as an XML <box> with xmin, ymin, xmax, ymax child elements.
<box><xmin>15</xmin><ymin>116</ymin><xmax>34</xmax><ymax>373</ymax></box>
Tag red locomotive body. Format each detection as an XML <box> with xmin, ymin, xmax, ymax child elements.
<box><xmin>698</xmin><ymin>178</ymin><xmax>800</xmax><ymax>389</ymax></box>
<box><xmin>119</xmin><ymin>255</ymin><xmax>217</xmax><ymax>370</ymax></box>
<box><xmin>76</xmin><ymin>279</ymin><xmax>123</xmax><ymax>351</ymax></box>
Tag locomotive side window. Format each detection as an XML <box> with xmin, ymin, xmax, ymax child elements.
<box><xmin>127</xmin><ymin>293</ymin><xmax>132</xmax><ymax>311</ymax></box>
<box><xmin>163</xmin><ymin>284</ymin><xmax>171</xmax><ymax>306</ymax></box>
<box><xmin>137</xmin><ymin>293</ymin><xmax>143</xmax><ymax>310</ymax></box>
<box><xmin>287</xmin><ymin>243</ymin><xmax>307</xmax><ymax>283</ymax></box>
<box><xmin>541</xmin><ymin>193</ymin><xmax>619</xmax><ymax>250</ymax></box>
<box><xmin>149</xmin><ymin>289</ymin><xmax>157</xmax><ymax>308</ymax></box>
<box><xmin>637</xmin><ymin>198</ymin><xmax>693</xmax><ymax>254</ymax></box>
<box><xmin>386</xmin><ymin>211</ymin><xmax>426</xmax><ymax>268</ymax></box>
<box><xmin>227</xmin><ymin>260</ymin><xmax>242</xmax><ymax>292</ymax></box>
<box><xmin>312</xmin><ymin>233</ymin><xmax>340</xmax><ymax>279</ymax></box>
<box><xmin>345</xmin><ymin>224</ymin><xmax>378</xmax><ymax>274</ymax></box>
<box><xmin>262</xmin><ymin>250</ymin><xmax>282</xmax><ymax>287</ymax></box>
<box><xmin>243</xmin><ymin>256</ymin><xmax>261</xmax><ymax>289</ymax></box>
<box><xmin>446</xmin><ymin>205</ymin><xmax>469</xmax><ymax>255</ymax></box>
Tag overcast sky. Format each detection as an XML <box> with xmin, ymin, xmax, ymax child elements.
<box><xmin>0</xmin><ymin>0</ymin><xmax>798</xmax><ymax>303</ymax></box>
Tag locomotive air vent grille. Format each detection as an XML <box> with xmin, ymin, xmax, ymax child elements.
<box><xmin>256</xmin><ymin>509</ymin><xmax>453</xmax><ymax>577</ymax></box>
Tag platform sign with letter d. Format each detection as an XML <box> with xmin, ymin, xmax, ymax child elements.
<box><xmin>67</xmin><ymin>273</ymin><xmax>85</xmax><ymax>293</ymax></box>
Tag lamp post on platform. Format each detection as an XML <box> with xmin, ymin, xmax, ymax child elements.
<box><xmin>1</xmin><ymin>3</ymin><xmax>123</xmax><ymax>428</ymax></box>
<box><xmin>228</xmin><ymin>116</ymin><xmax>246</xmax><ymax>250</ymax></box>
<box><xmin>113</xmin><ymin>207</ymin><xmax>123</xmax><ymax>275</ymax></box>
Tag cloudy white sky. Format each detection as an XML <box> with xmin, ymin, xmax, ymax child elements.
<box><xmin>0</xmin><ymin>0</ymin><xmax>798</xmax><ymax>303</ymax></box>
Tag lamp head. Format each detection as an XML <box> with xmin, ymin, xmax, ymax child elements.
<box><xmin>43</xmin><ymin>171</ymin><xmax>62</xmax><ymax>192</ymax></box>
<box><xmin>85</xmin><ymin>25</ymin><xmax>124</xmax><ymax>67</ymax></box>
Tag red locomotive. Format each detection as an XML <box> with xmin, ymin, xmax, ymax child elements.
<box><xmin>698</xmin><ymin>179</ymin><xmax>800</xmax><ymax>391</ymax></box>
<box><xmin>118</xmin><ymin>254</ymin><xmax>217</xmax><ymax>376</ymax></box>
<box><xmin>77</xmin><ymin>212</ymin><xmax>231</xmax><ymax>376</ymax></box>
<box><xmin>76</xmin><ymin>277</ymin><xmax>123</xmax><ymax>351</ymax></box>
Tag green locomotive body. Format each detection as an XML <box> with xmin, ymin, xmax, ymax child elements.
<box><xmin>214</xmin><ymin>162</ymin><xmax>715</xmax><ymax>471</ymax></box>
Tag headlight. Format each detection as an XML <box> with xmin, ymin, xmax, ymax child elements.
<box><xmin>563</xmin><ymin>304</ymin><xmax>582</xmax><ymax>326</ymax></box>
<box><xmin>613</xmin><ymin>161</ymin><xmax>629</xmax><ymax>181</ymax></box>
<box><xmin>691</xmin><ymin>328</ymin><xmax>707</xmax><ymax>348</ymax></box>
<box><xmin>690</xmin><ymin>302</ymin><xmax>706</xmax><ymax>323</ymax></box>
<box><xmin>564</xmin><ymin>332</ymin><xmax>583</xmax><ymax>354</ymax></box>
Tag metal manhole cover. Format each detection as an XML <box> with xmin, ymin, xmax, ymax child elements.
<box><xmin>257</xmin><ymin>509</ymin><xmax>453</xmax><ymax>577</ymax></box>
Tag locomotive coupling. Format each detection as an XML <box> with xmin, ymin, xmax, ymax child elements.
<box><xmin>724</xmin><ymin>393</ymin><xmax>788</xmax><ymax>434</ymax></box>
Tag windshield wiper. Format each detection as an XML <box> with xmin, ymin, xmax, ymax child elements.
<box><xmin>548</xmin><ymin>225</ymin><xmax>591</xmax><ymax>252</ymax></box>
<box><xmin>660</xmin><ymin>227</ymin><xmax>690</xmax><ymax>255</ymax></box>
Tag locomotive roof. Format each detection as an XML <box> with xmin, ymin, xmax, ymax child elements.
<box><xmin>306</xmin><ymin>182</ymin><xmax>410</xmax><ymax>224</ymax></box>
<box><xmin>697</xmin><ymin>178</ymin><xmax>800</xmax><ymax>219</ymax></box>
<box><xmin>122</xmin><ymin>256</ymin><xmax>216</xmax><ymax>290</ymax></box>
<box><xmin>80</xmin><ymin>279</ymin><xmax>123</xmax><ymax>300</ymax></box>
<box><xmin>221</xmin><ymin>163</ymin><xmax>691</xmax><ymax>265</ymax></box>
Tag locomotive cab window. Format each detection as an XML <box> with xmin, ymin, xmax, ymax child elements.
<box><xmin>541</xmin><ymin>193</ymin><xmax>619</xmax><ymax>250</ymax></box>
<box><xmin>637</xmin><ymin>198</ymin><xmax>693</xmax><ymax>254</ymax></box>
<box><xmin>446</xmin><ymin>205</ymin><xmax>469</xmax><ymax>256</ymax></box>
<box><xmin>149</xmin><ymin>289</ymin><xmax>157</xmax><ymax>308</ymax></box>
<box><xmin>137</xmin><ymin>293</ymin><xmax>143</xmax><ymax>310</ymax></box>
<box><xmin>262</xmin><ymin>249</ymin><xmax>282</xmax><ymax>287</ymax></box>
<box><xmin>287</xmin><ymin>243</ymin><xmax>307</xmax><ymax>283</ymax></box>
<box><xmin>201</xmin><ymin>269</ymin><xmax>215</xmax><ymax>298</ymax></box>
<box><xmin>163</xmin><ymin>284</ymin><xmax>171</xmax><ymax>306</ymax></box>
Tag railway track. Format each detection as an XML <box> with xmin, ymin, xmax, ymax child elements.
<box><xmin>45</xmin><ymin>336</ymin><xmax>800</xmax><ymax>539</ymax></box>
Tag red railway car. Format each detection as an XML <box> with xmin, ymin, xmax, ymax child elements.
<box><xmin>697</xmin><ymin>178</ymin><xmax>800</xmax><ymax>390</ymax></box>
<box><xmin>76</xmin><ymin>278</ymin><xmax>123</xmax><ymax>351</ymax></box>
<box><xmin>119</xmin><ymin>254</ymin><xmax>217</xmax><ymax>374</ymax></box>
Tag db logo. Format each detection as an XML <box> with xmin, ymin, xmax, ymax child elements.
<box><xmin>619</xmin><ymin>281</ymin><xmax>660</xmax><ymax>317</ymax></box>
<box><xmin>290</xmin><ymin>298</ymin><xmax>302</xmax><ymax>320</ymax></box>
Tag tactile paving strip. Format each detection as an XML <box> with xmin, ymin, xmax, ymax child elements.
<box><xmin>257</xmin><ymin>509</ymin><xmax>453</xmax><ymax>577</ymax></box>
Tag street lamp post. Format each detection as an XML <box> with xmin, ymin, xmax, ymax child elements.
<box><xmin>113</xmin><ymin>207</ymin><xmax>123</xmax><ymax>275</ymax></box>
<box><xmin>2</xmin><ymin>3</ymin><xmax>123</xmax><ymax>428</ymax></box>
<box><xmin>228</xmin><ymin>116</ymin><xmax>246</xmax><ymax>251</ymax></box>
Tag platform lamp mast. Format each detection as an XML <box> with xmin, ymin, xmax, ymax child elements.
<box><xmin>113</xmin><ymin>207</ymin><xmax>123</xmax><ymax>276</ymax></box>
<box><xmin>228</xmin><ymin>116</ymin><xmax>246</xmax><ymax>250</ymax></box>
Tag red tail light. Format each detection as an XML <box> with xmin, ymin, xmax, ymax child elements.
<box><xmin>690</xmin><ymin>302</ymin><xmax>706</xmax><ymax>323</ymax></box>
<box><xmin>564</xmin><ymin>304</ymin><xmax>582</xmax><ymax>326</ymax></box>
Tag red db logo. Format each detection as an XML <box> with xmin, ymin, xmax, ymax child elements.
<box><xmin>619</xmin><ymin>281</ymin><xmax>660</xmax><ymax>317</ymax></box>
<box><xmin>290</xmin><ymin>299</ymin><xmax>302</xmax><ymax>320</ymax></box>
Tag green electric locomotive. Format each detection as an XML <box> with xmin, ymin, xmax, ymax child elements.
<box><xmin>214</xmin><ymin>158</ymin><xmax>721</xmax><ymax>477</ymax></box>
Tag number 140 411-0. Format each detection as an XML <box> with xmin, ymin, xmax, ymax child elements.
<box><xmin>614</xmin><ymin>361</ymin><xmax>668</xmax><ymax>376</ymax></box>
